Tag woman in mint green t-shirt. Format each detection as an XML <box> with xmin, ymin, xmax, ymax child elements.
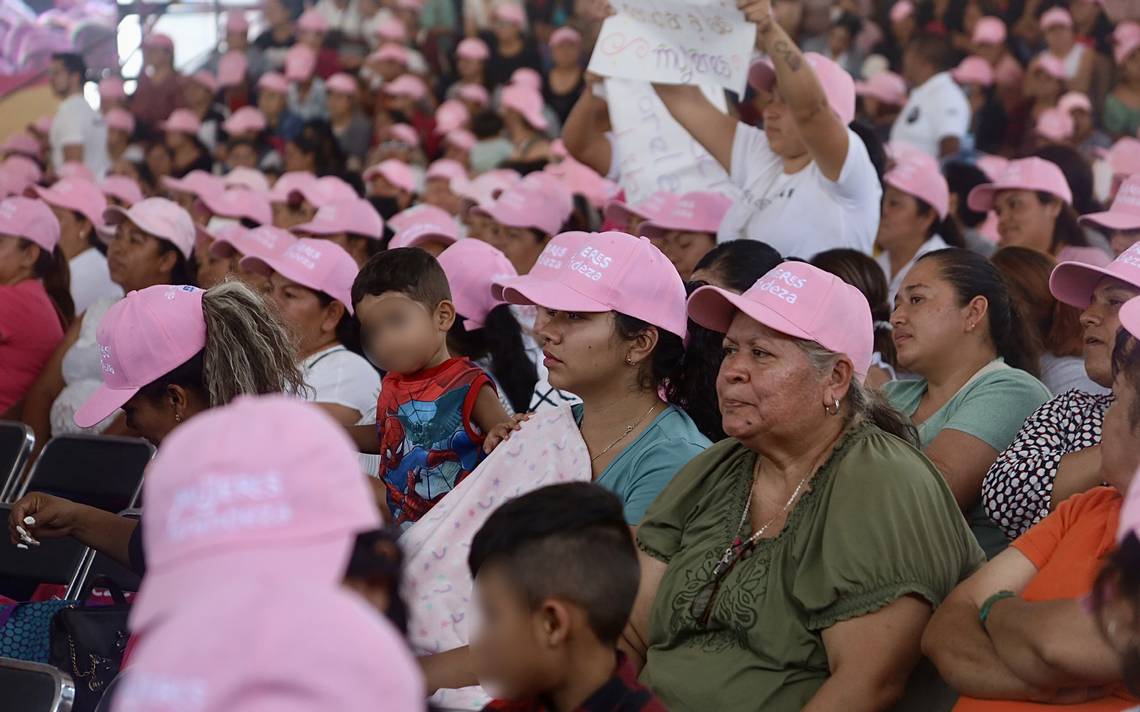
<box><xmin>885</xmin><ymin>249</ymin><xmax>1051</xmax><ymax>558</ymax></box>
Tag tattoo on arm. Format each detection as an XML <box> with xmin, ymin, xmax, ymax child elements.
<box><xmin>772</xmin><ymin>39</ymin><xmax>802</xmax><ymax>71</ymax></box>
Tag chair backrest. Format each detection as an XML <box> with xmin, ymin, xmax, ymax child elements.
<box><xmin>0</xmin><ymin>504</ymin><xmax>91</xmax><ymax>602</ymax></box>
<box><xmin>16</xmin><ymin>435</ymin><xmax>155</xmax><ymax>515</ymax></box>
<box><xmin>75</xmin><ymin>510</ymin><xmax>142</xmax><ymax>596</ymax></box>
<box><xmin>0</xmin><ymin>421</ymin><xmax>34</xmax><ymax>502</ymax></box>
<box><xmin>0</xmin><ymin>657</ymin><xmax>76</xmax><ymax>712</ymax></box>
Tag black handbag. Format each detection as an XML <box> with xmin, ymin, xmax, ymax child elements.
<box><xmin>49</xmin><ymin>576</ymin><xmax>131</xmax><ymax>712</ymax></box>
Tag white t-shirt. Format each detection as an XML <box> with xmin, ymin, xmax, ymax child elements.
<box><xmin>717</xmin><ymin>125</ymin><xmax>881</xmax><ymax>258</ymax></box>
<box><xmin>875</xmin><ymin>235</ymin><xmax>949</xmax><ymax>306</ymax></box>
<box><xmin>300</xmin><ymin>345</ymin><xmax>381</xmax><ymax>423</ymax></box>
<box><xmin>890</xmin><ymin>72</ymin><xmax>970</xmax><ymax>158</ymax></box>
<box><xmin>50</xmin><ymin>94</ymin><xmax>109</xmax><ymax>178</ymax></box>
<box><xmin>316</xmin><ymin>0</ymin><xmax>362</xmax><ymax>38</ymax></box>
<box><xmin>69</xmin><ymin>248</ymin><xmax>122</xmax><ymax>316</ymax></box>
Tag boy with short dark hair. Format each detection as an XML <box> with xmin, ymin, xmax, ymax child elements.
<box><xmin>350</xmin><ymin>248</ymin><xmax>510</xmax><ymax>528</ymax></box>
<box><xmin>468</xmin><ymin>483</ymin><xmax>666</xmax><ymax>712</ymax></box>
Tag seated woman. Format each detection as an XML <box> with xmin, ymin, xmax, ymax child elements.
<box><xmin>886</xmin><ymin>248</ymin><xmax>1051</xmax><ymax>558</ymax></box>
<box><xmin>638</xmin><ymin>191</ymin><xmax>732</xmax><ymax>280</ymax></box>
<box><xmin>241</xmin><ymin>235</ymin><xmax>380</xmax><ymax>427</ymax></box>
<box><xmin>983</xmin><ymin>245</ymin><xmax>1140</xmax><ymax>540</ymax></box>
<box><xmin>923</xmin><ymin>298</ymin><xmax>1140</xmax><ymax>710</ymax></box>
<box><xmin>622</xmin><ymin>261</ymin><xmax>983</xmax><ymax>710</ymax></box>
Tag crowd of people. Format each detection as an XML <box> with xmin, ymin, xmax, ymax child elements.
<box><xmin>5</xmin><ymin>0</ymin><xmax>1140</xmax><ymax>709</ymax></box>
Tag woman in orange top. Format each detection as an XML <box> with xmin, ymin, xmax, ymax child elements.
<box><xmin>922</xmin><ymin>307</ymin><xmax>1140</xmax><ymax>710</ymax></box>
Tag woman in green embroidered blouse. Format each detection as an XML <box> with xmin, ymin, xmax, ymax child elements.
<box><xmin>620</xmin><ymin>262</ymin><xmax>984</xmax><ymax>712</ymax></box>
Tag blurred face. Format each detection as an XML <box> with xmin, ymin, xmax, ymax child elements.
<box><xmin>107</xmin><ymin>220</ymin><xmax>177</xmax><ymax>292</ymax></box>
<box><xmin>762</xmin><ymin>88</ymin><xmax>808</xmax><ymax>160</ymax></box>
<box><xmin>193</xmin><ymin>236</ymin><xmax>233</xmax><ymax>289</ymax></box>
<box><xmin>264</xmin><ymin>0</ymin><xmax>289</xmax><ymax>26</ymax></box>
<box><xmin>107</xmin><ymin>128</ymin><xmax>129</xmax><ymax>153</ymax></box>
<box><xmin>649</xmin><ymin>230</ymin><xmax>715</xmax><ymax>280</ymax></box>
<box><xmin>877</xmin><ymin>187</ymin><xmax>933</xmax><ymax>253</ymax></box>
<box><xmin>464</xmin><ymin>210</ymin><xmax>495</xmax><ymax>241</ymax></box>
<box><xmin>0</xmin><ymin>235</ymin><xmax>38</xmax><ymax>285</ymax></box>
<box><xmin>299</xmin><ymin>29</ymin><xmax>323</xmax><ymax>49</ymax></box>
<box><xmin>146</xmin><ymin>144</ymin><xmax>172</xmax><ymax>179</ymax></box>
<box><xmin>893</xmin><ymin>15</ymin><xmax>917</xmax><ymax>44</ymax></box>
<box><xmin>828</xmin><ymin>26</ymin><xmax>852</xmax><ymax>56</ymax></box>
<box><xmin>258</xmin><ymin>89</ymin><xmax>286</xmax><ymax>117</ymax></box>
<box><xmin>1071</xmin><ymin>108</ymin><xmax>1093</xmax><ymax>138</ymax></box>
<box><xmin>185</xmin><ymin>82</ymin><xmax>212</xmax><ymax>108</ymax></box>
<box><xmin>493</xmin><ymin>20</ymin><xmax>521</xmax><ymax>44</ymax></box>
<box><xmin>995</xmin><ymin>190</ymin><xmax>1061</xmax><ymax>253</ymax></box>
<box><xmin>551</xmin><ymin>42</ymin><xmax>579</xmax><ymax>68</ymax></box>
<box><xmin>1044</xmin><ymin>25</ymin><xmax>1075</xmax><ymax>54</ymax></box>
<box><xmin>226</xmin><ymin>143</ymin><xmax>258</xmax><ymax>169</ymax></box>
<box><xmin>533</xmin><ymin>308</ymin><xmax>626</xmax><ymax>394</ymax></box>
<box><xmin>1071</xmin><ymin>0</ymin><xmax>1101</xmax><ymax>27</ymax></box>
<box><xmin>1113</xmin><ymin>230</ymin><xmax>1140</xmax><ymax>256</ymax></box>
<box><xmin>273</xmin><ymin>200</ymin><xmax>312</xmax><ymax>229</ymax></box>
<box><xmin>356</xmin><ymin>291</ymin><xmax>448</xmax><ymax>374</ymax></box>
<box><xmin>1101</xmin><ymin>366</ymin><xmax>1140</xmax><ymax>490</ymax></box>
<box><xmin>1028</xmin><ymin>66</ymin><xmax>1065</xmax><ymax>101</ymax></box>
<box><xmin>378</xmin><ymin>59</ymin><xmax>405</xmax><ymax>82</ymax></box>
<box><xmin>469</xmin><ymin>564</ymin><xmax>561</xmax><ymax>701</ymax></box>
<box><xmin>1080</xmin><ymin>278</ymin><xmax>1140</xmax><ymax>386</ymax></box>
<box><xmin>422</xmin><ymin>177</ymin><xmax>461</xmax><ymax>215</ymax></box>
<box><xmin>327</xmin><ymin>91</ymin><xmax>352</xmax><ymax>119</ymax></box>
<box><xmin>49</xmin><ymin>59</ymin><xmax>74</xmax><ymax>97</ymax></box>
<box><xmin>284</xmin><ymin>142</ymin><xmax>316</xmax><ymax>173</ymax></box>
<box><xmin>368</xmin><ymin>173</ymin><xmax>401</xmax><ymax>199</ymax></box>
<box><xmin>891</xmin><ymin>258</ymin><xmax>984</xmax><ymax>375</ymax></box>
<box><xmin>1125</xmin><ymin>50</ymin><xmax>1140</xmax><ymax>83</ymax></box>
<box><xmin>457</xmin><ymin>57</ymin><xmax>483</xmax><ymax>81</ymax></box>
<box><xmin>489</xmin><ymin>223</ymin><xmax>549</xmax><ymax>274</ymax></box>
<box><xmin>901</xmin><ymin>47</ymin><xmax>925</xmax><ymax>86</ymax></box>
<box><xmin>121</xmin><ymin>391</ymin><xmax>180</xmax><ymax>445</ymax></box>
<box><xmin>268</xmin><ymin>273</ymin><xmax>342</xmax><ymax>357</ymax></box>
<box><xmin>975</xmin><ymin>42</ymin><xmax>1002</xmax><ymax>66</ymax></box>
<box><xmin>717</xmin><ymin>314</ymin><xmax>834</xmax><ymax>445</ymax></box>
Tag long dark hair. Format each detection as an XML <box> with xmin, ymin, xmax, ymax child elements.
<box><xmin>447</xmin><ymin>305</ymin><xmax>538</xmax><ymax>413</ymax></box>
<box><xmin>918</xmin><ymin>248</ymin><xmax>1042</xmax><ymax>377</ymax></box>
<box><xmin>314</xmin><ymin>290</ymin><xmax>364</xmax><ymax>356</ymax></box>
<box><xmin>27</xmin><ymin>241</ymin><xmax>73</xmax><ymax>327</ymax></box>
<box><xmin>810</xmin><ymin>248</ymin><xmax>896</xmax><ymax>370</ymax></box>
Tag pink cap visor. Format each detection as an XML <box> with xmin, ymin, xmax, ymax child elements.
<box><xmin>240</xmin><ymin>237</ymin><xmax>359</xmax><ymax>313</ymax></box>
<box><xmin>438</xmin><ymin>239</ymin><xmax>516</xmax><ymax>329</ymax></box>
<box><xmin>639</xmin><ymin>191</ymin><xmax>731</xmax><ymax>239</ymax></box>
<box><xmin>456</xmin><ymin>37</ymin><xmax>490</xmax><ymax>61</ymax></box>
<box><xmin>160</xmin><ymin>109</ymin><xmax>202</xmax><ymax>135</ymax></box>
<box><xmin>293</xmin><ymin>198</ymin><xmax>384</xmax><ymax>240</ymax></box>
<box><xmin>603</xmin><ymin>191</ymin><xmax>677</xmax><ymax>230</ymax></box>
<box><xmin>951</xmin><ymin>56</ymin><xmax>994</xmax><ymax>86</ymax></box>
<box><xmin>973</xmin><ymin>16</ymin><xmax>1006</xmax><ymax>45</ymax></box>
<box><xmin>210</xmin><ymin>223</ymin><xmax>296</xmax><ymax>261</ymax></box>
<box><xmin>390</xmin><ymin>221</ymin><xmax>461</xmax><ymax>250</ymax></box>
<box><xmin>500</xmin><ymin>85</ymin><xmax>548</xmax><ymax>131</ymax></box>
<box><xmin>0</xmin><ymin>196</ymin><xmax>60</xmax><ymax>253</ymax></box>
<box><xmin>105</xmin><ymin>197</ymin><xmax>197</xmax><ymax>258</ymax></box>
<box><xmin>749</xmin><ymin>52</ymin><xmax>855</xmax><ymax>125</ymax></box>
<box><xmin>485</xmin><ymin>183</ymin><xmax>563</xmax><ymax>236</ymax></box>
<box><xmin>1050</xmin><ymin>242</ymin><xmax>1140</xmax><ymax>308</ymax></box>
<box><xmin>967</xmin><ymin>157</ymin><xmax>1073</xmax><ymax>212</ymax></box>
<box><xmin>31</xmin><ymin>178</ymin><xmax>107</xmax><ymax>227</ymax></box>
<box><xmin>855</xmin><ymin>71</ymin><xmax>908</xmax><ymax>105</ymax></box>
<box><xmin>885</xmin><ymin>159</ymin><xmax>950</xmax><ymax>219</ymax></box>
<box><xmin>1081</xmin><ymin>176</ymin><xmax>1140</xmax><ymax>232</ymax></box>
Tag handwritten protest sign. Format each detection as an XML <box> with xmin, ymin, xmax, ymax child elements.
<box><xmin>605</xmin><ymin>77</ymin><xmax>740</xmax><ymax>205</ymax></box>
<box><xmin>588</xmin><ymin>0</ymin><xmax>756</xmax><ymax>96</ymax></box>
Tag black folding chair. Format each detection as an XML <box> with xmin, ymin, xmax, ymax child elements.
<box><xmin>0</xmin><ymin>657</ymin><xmax>75</xmax><ymax>712</ymax></box>
<box><xmin>0</xmin><ymin>421</ymin><xmax>34</xmax><ymax>503</ymax></box>
<box><xmin>0</xmin><ymin>504</ymin><xmax>91</xmax><ymax>602</ymax></box>
<box><xmin>74</xmin><ymin>510</ymin><xmax>142</xmax><ymax>596</ymax></box>
<box><xmin>16</xmin><ymin>435</ymin><xmax>154</xmax><ymax>514</ymax></box>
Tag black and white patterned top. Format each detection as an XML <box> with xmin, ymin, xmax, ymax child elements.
<box><xmin>982</xmin><ymin>390</ymin><xmax>1112</xmax><ymax>540</ymax></box>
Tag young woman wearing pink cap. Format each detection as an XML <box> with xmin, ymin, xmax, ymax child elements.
<box><xmin>484</xmin><ymin>4</ymin><xmax>541</xmax><ymax>89</ymax></box>
<box><xmin>545</xmin><ymin>27</ymin><xmax>584</xmax><ymax>125</ymax></box>
<box><xmin>638</xmin><ymin>191</ymin><xmax>733</xmax><ymax>280</ymax></box>
<box><xmin>20</xmin><ymin>198</ymin><xmax>198</xmax><ymax>445</ymax></box>
<box><xmin>161</xmin><ymin>110</ymin><xmax>213</xmax><ymax>178</ymax></box>
<box><xmin>654</xmin><ymin>0</ymin><xmax>881</xmax><ymax>257</ymax></box>
<box><xmin>292</xmin><ymin>197</ymin><xmax>385</xmax><ymax>267</ymax></box>
<box><xmin>983</xmin><ymin>245</ymin><xmax>1140</xmax><ymax>542</ymax></box>
<box><xmin>1039</xmin><ymin>7</ymin><xmax>1094</xmax><ymax>94</ymax></box>
<box><xmin>257</xmin><ymin>72</ymin><xmax>305</xmax><ymax>143</ymax></box>
<box><xmin>886</xmin><ymin>248</ymin><xmax>1050</xmax><ymax>558</ymax></box>
<box><xmin>617</xmin><ymin>260</ymin><xmax>980</xmax><ymax>710</ymax></box>
<box><xmin>499</xmin><ymin>85</ymin><xmax>552</xmax><ymax>164</ymax></box>
<box><xmin>0</xmin><ymin>197</ymin><xmax>71</xmax><ymax>414</ymax></box>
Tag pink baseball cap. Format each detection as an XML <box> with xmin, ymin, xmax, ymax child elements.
<box><xmin>388</xmin><ymin>204</ymin><xmax>453</xmax><ymax>233</ymax></box>
<box><xmin>435</xmin><ymin>99</ymin><xmax>470</xmax><ymax>134</ymax></box>
<box><xmin>951</xmin><ymin>56</ymin><xmax>994</xmax><ymax>86</ymax></box>
<box><xmin>1079</xmin><ymin>175</ymin><xmax>1140</xmax><ymax>233</ymax></box>
<box><xmin>884</xmin><ymin>159</ymin><xmax>950</xmax><ymax>219</ymax></box>
<box><xmin>1059</xmin><ymin>91</ymin><xmax>1093</xmax><ymax>114</ymax></box>
<box><xmin>438</xmin><ymin>239</ymin><xmax>516</xmax><ymax>329</ymax></box>
<box><xmin>225</xmin><ymin>10</ymin><xmax>249</xmax><ymax>33</ymax></box>
<box><xmin>688</xmin><ymin>261</ymin><xmax>874</xmax><ymax>378</ymax></box>
<box><xmin>426</xmin><ymin>158</ymin><xmax>467</xmax><ymax>183</ymax></box>
<box><xmin>1123</xmin><ymin>296</ymin><xmax>1140</xmax><ymax>343</ymax></box>
<box><xmin>890</xmin><ymin>0</ymin><xmax>914</xmax><ymax>23</ymax></box>
<box><xmin>452</xmin><ymin>169</ymin><xmax>520</xmax><ymax>209</ymax></box>
<box><xmin>975</xmin><ymin>153</ymin><xmax>1009</xmax><ymax>181</ymax></box>
<box><xmin>1116</xmin><ymin>35</ymin><xmax>1140</xmax><ymax>65</ymax></box>
<box><xmin>383</xmin><ymin>74</ymin><xmax>428</xmax><ymax>101</ymax></box>
<box><xmin>257</xmin><ymin>71</ymin><xmax>289</xmax><ymax>94</ymax></box>
<box><xmin>104</xmin><ymin>197</ymin><xmax>197</xmax><ymax>259</ymax></box>
<box><xmin>456</xmin><ymin>82</ymin><xmax>489</xmax><ymax>106</ymax></box>
<box><xmin>521</xmin><ymin>172</ymin><xmax>573</xmax><ymax>218</ymax></box>
<box><xmin>285</xmin><ymin>45</ymin><xmax>317</xmax><ymax>82</ymax></box>
<box><xmin>290</xmin><ymin>175</ymin><xmax>358</xmax><ymax>207</ymax></box>
<box><xmin>972</xmin><ymin>16</ymin><xmax>1006</xmax><ymax>45</ymax></box>
<box><xmin>500</xmin><ymin>85</ymin><xmax>548</xmax><ymax>131</ymax></box>
<box><xmin>495</xmin><ymin>231</ymin><xmax>688</xmax><ymax>338</ymax></box>
<box><xmin>98</xmin><ymin>77</ymin><xmax>125</xmax><ymax>100</ymax></box>
<box><xmin>494</xmin><ymin>2</ymin><xmax>526</xmax><ymax>27</ymax></box>
<box><xmin>748</xmin><ymin>52</ymin><xmax>856</xmax><ymax>125</ymax></box>
<box><xmin>545</xmin><ymin>158</ymin><xmax>618</xmax><ymax>209</ymax></box>
<box><xmin>160</xmin><ymin>109</ymin><xmax>202</xmax><ymax>135</ymax></box>
<box><xmin>1050</xmin><ymin>242</ymin><xmax>1140</xmax><ymax>307</ymax></box>
<box><xmin>241</xmin><ymin>237</ymin><xmax>359</xmax><ymax>313</ymax></box>
<box><xmin>484</xmin><ymin>183</ymin><xmax>563</xmax><ymax>236</ymax></box>
<box><xmin>0</xmin><ymin>196</ymin><xmax>60</xmax><ymax>253</ymax></box>
<box><xmin>101</xmin><ymin>175</ymin><xmax>144</xmax><ymax>206</ymax></box>
<box><xmin>1036</xmin><ymin>107</ymin><xmax>1074</xmax><ymax>142</ymax></box>
<box><xmin>105</xmin><ymin>107</ymin><xmax>135</xmax><ymax>133</ymax></box>
<box><xmin>222</xmin><ymin>106</ymin><xmax>266</xmax><ymax>135</ymax></box>
<box><xmin>267</xmin><ymin>171</ymin><xmax>317</xmax><ymax>203</ymax></box>
<box><xmin>142</xmin><ymin>33</ymin><xmax>174</xmax><ymax>51</ymax></box>
<box><xmin>126</xmin><ymin>395</ymin><xmax>383</xmax><ymax>634</ymax></box>
<box><xmin>967</xmin><ymin>157</ymin><xmax>1073</xmax><ymax>212</ymax></box>
<box><xmin>1</xmin><ymin>132</ymin><xmax>39</xmax><ymax>158</ymax></box>
<box><xmin>30</xmin><ymin>178</ymin><xmax>107</xmax><ymax>227</ymax></box>
<box><xmin>1033</xmin><ymin>54</ymin><xmax>1068</xmax><ymax>81</ymax></box>
<box><xmin>364</xmin><ymin>159</ymin><xmax>417</xmax><ymax>194</ymax></box>
<box><xmin>373</xmin><ymin>43</ymin><xmax>409</xmax><ymax>66</ymax></box>
<box><xmin>510</xmin><ymin>68</ymin><xmax>543</xmax><ymax>93</ymax></box>
<box><xmin>210</xmin><ymin>223</ymin><xmax>296</xmax><ymax>261</ymax></box>
<box><xmin>161</xmin><ymin>170</ymin><xmax>225</xmax><ymax>201</ymax></box>
<box><xmin>297</xmin><ymin>8</ymin><xmax>329</xmax><ymax>32</ymax></box>
<box><xmin>74</xmin><ymin>285</ymin><xmax>207</xmax><ymax>428</ymax></box>
<box><xmin>58</xmin><ymin>163</ymin><xmax>96</xmax><ymax>183</ymax></box>
<box><xmin>375</xmin><ymin>15</ymin><xmax>407</xmax><ymax>42</ymax></box>
<box><xmin>1040</xmin><ymin>7</ymin><xmax>1072</xmax><ymax>31</ymax></box>
<box><xmin>389</xmin><ymin>221</ymin><xmax>461</xmax><ymax>250</ymax></box>
<box><xmin>1</xmin><ymin>156</ymin><xmax>41</xmax><ymax>190</ymax></box>
<box><xmin>604</xmin><ymin>191</ymin><xmax>677</xmax><ymax>230</ymax></box>
<box><xmin>445</xmin><ymin>128</ymin><xmax>476</xmax><ymax>152</ymax></box>
<box><xmin>189</xmin><ymin>70</ymin><xmax>218</xmax><ymax>94</ymax></box>
<box><xmin>549</xmin><ymin>26</ymin><xmax>582</xmax><ymax>47</ymax></box>
<box><xmin>223</xmin><ymin>166</ymin><xmax>270</xmax><ymax>193</ymax></box>
<box><xmin>386</xmin><ymin>123</ymin><xmax>420</xmax><ymax>148</ymax></box>
<box><xmin>326</xmin><ymin>72</ymin><xmax>357</xmax><ymax>95</ymax></box>
<box><xmin>639</xmin><ymin>191</ymin><xmax>732</xmax><ymax>239</ymax></box>
<box><xmin>1103</xmin><ymin>138</ymin><xmax>1140</xmax><ymax>177</ymax></box>
<box><xmin>456</xmin><ymin>37</ymin><xmax>490</xmax><ymax>62</ymax></box>
<box><xmin>200</xmin><ymin>188</ymin><xmax>272</xmax><ymax>225</ymax></box>
<box><xmin>854</xmin><ymin>70</ymin><xmax>908</xmax><ymax>106</ymax></box>
<box><xmin>293</xmin><ymin>198</ymin><xmax>384</xmax><ymax>240</ymax></box>
<box><xmin>217</xmin><ymin>51</ymin><xmax>248</xmax><ymax>88</ymax></box>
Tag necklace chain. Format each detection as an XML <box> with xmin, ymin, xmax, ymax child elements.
<box><xmin>588</xmin><ymin>401</ymin><xmax>660</xmax><ymax>463</ymax></box>
<box><xmin>716</xmin><ymin>464</ymin><xmax>812</xmax><ymax>568</ymax></box>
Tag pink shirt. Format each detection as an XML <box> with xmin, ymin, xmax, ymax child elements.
<box><xmin>0</xmin><ymin>280</ymin><xmax>63</xmax><ymax>412</ymax></box>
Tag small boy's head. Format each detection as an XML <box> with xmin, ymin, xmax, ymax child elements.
<box><xmin>351</xmin><ymin>247</ymin><xmax>454</xmax><ymax>374</ymax></box>
<box><xmin>467</xmin><ymin>483</ymin><xmax>639</xmax><ymax>701</ymax></box>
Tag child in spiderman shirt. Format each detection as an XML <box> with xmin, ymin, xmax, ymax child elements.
<box><xmin>349</xmin><ymin>248</ymin><xmax>512</xmax><ymax>529</ymax></box>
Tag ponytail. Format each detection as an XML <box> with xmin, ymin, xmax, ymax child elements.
<box><xmin>915</xmin><ymin>200</ymin><xmax>965</xmax><ymax>249</ymax></box>
<box><xmin>448</xmin><ymin>305</ymin><xmax>538</xmax><ymax>413</ymax></box>
<box><xmin>31</xmin><ymin>242</ymin><xmax>74</xmax><ymax>327</ymax></box>
<box><xmin>315</xmin><ymin>291</ymin><xmax>364</xmax><ymax>356</ymax></box>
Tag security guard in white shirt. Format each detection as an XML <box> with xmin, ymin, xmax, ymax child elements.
<box><xmin>891</xmin><ymin>33</ymin><xmax>971</xmax><ymax>159</ymax></box>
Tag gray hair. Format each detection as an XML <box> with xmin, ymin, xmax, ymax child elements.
<box><xmin>794</xmin><ymin>339</ymin><xmax>919</xmax><ymax>447</ymax></box>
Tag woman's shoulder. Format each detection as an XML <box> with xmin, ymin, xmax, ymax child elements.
<box><xmin>829</xmin><ymin>424</ymin><xmax>951</xmax><ymax>502</ymax></box>
<box><xmin>966</xmin><ymin>365</ymin><xmax>1052</xmax><ymax>401</ymax></box>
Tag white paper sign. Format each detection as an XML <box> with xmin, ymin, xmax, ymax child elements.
<box><xmin>606</xmin><ymin>77</ymin><xmax>740</xmax><ymax>205</ymax></box>
<box><xmin>588</xmin><ymin>0</ymin><xmax>756</xmax><ymax>96</ymax></box>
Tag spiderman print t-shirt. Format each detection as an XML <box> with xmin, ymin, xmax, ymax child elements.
<box><xmin>376</xmin><ymin>357</ymin><xmax>493</xmax><ymax>528</ymax></box>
